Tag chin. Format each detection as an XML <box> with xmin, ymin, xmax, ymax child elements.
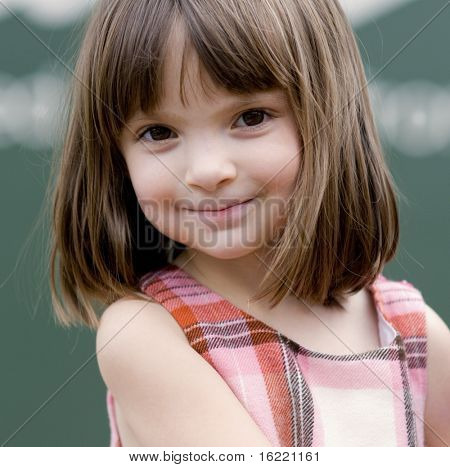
<box><xmin>195</xmin><ymin>244</ymin><xmax>260</xmax><ymax>260</ymax></box>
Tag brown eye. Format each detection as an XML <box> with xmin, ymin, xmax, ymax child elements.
<box><xmin>140</xmin><ymin>126</ymin><xmax>173</xmax><ymax>142</ymax></box>
<box><xmin>234</xmin><ymin>109</ymin><xmax>272</xmax><ymax>130</ymax></box>
<box><xmin>242</xmin><ymin>110</ymin><xmax>265</xmax><ymax>126</ymax></box>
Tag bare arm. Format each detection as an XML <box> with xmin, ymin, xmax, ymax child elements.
<box><xmin>96</xmin><ymin>297</ymin><xmax>273</xmax><ymax>447</ymax></box>
<box><xmin>423</xmin><ymin>304</ymin><xmax>450</xmax><ymax>447</ymax></box>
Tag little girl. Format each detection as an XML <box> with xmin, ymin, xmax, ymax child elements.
<box><xmin>49</xmin><ymin>0</ymin><xmax>449</xmax><ymax>447</ymax></box>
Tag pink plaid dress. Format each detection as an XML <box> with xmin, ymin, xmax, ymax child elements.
<box><xmin>106</xmin><ymin>263</ymin><xmax>427</xmax><ymax>447</ymax></box>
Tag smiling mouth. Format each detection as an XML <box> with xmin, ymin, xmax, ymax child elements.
<box><xmin>187</xmin><ymin>198</ymin><xmax>255</xmax><ymax>212</ymax></box>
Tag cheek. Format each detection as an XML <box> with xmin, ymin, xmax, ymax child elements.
<box><xmin>126</xmin><ymin>157</ymin><xmax>179</xmax><ymax>226</ymax></box>
<box><xmin>127</xmin><ymin>157</ymin><xmax>176</xmax><ymax>201</ymax></box>
<box><xmin>250</xmin><ymin>137</ymin><xmax>300</xmax><ymax>193</ymax></box>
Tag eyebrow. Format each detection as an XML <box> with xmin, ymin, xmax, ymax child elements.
<box><xmin>129</xmin><ymin>90</ymin><xmax>287</xmax><ymax>124</ymax></box>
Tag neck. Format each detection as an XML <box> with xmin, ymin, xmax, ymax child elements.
<box><xmin>171</xmin><ymin>246</ymin><xmax>356</xmax><ymax>316</ymax></box>
<box><xmin>171</xmin><ymin>246</ymin><xmax>278</xmax><ymax>303</ymax></box>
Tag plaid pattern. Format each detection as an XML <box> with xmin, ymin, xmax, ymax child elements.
<box><xmin>106</xmin><ymin>263</ymin><xmax>427</xmax><ymax>447</ymax></box>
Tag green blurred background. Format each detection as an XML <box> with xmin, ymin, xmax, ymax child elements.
<box><xmin>1</xmin><ymin>0</ymin><xmax>449</xmax><ymax>447</ymax></box>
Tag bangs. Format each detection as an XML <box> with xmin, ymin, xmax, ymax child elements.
<box><xmin>94</xmin><ymin>0</ymin><xmax>294</xmax><ymax>140</ymax></box>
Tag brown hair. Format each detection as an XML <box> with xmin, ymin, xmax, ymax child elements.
<box><xmin>49</xmin><ymin>0</ymin><xmax>401</xmax><ymax>329</ymax></box>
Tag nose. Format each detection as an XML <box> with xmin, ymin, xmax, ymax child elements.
<box><xmin>184</xmin><ymin>145</ymin><xmax>237</xmax><ymax>192</ymax></box>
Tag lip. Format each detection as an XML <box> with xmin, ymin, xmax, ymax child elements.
<box><xmin>184</xmin><ymin>198</ymin><xmax>255</xmax><ymax>226</ymax></box>
<box><xmin>189</xmin><ymin>198</ymin><xmax>254</xmax><ymax>212</ymax></box>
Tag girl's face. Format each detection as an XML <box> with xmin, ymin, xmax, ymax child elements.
<box><xmin>119</xmin><ymin>30</ymin><xmax>301</xmax><ymax>259</ymax></box>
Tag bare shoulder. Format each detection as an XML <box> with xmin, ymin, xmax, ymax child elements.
<box><xmin>96</xmin><ymin>296</ymin><xmax>272</xmax><ymax>447</ymax></box>
<box><xmin>423</xmin><ymin>303</ymin><xmax>450</xmax><ymax>447</ymax></box>
<box><xmin>96</xmin><ymin>295</ymin><xmax>188</xmax><ymax>349</ymax></box>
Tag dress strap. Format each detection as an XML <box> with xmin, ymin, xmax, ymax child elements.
<box><xmin>370</xmin><ymin>275</ymin><xmax>427</xmax><ymax>368</ymax></box>
<box><xmin>370</xmin><ymin>274</ymin><xmax>428</xmax><ymax>447</ymax></box>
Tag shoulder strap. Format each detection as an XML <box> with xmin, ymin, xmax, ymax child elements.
<box><xmin>138</xmin><ymin>264</ymin><xmax>243</xmax><ymax>353</ymax></box>
<box><xmin>373</xmin><ymin>274</ymin><xmax>428</xmax><ymax>446</ymax></box>
<box><xmin>372</xmin><ymin>274</ymin><xmax>427</xmax><ymax>367</ymax></box>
